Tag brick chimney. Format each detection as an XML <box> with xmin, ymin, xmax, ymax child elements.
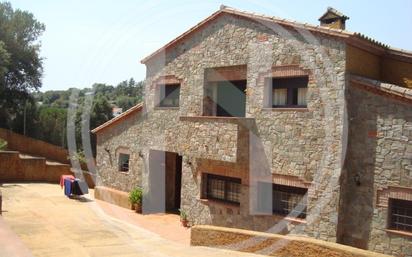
<box><xmin>318</xmin><ymin>7</ymin><xmax>349</xmax><ymax>30</ymax></box>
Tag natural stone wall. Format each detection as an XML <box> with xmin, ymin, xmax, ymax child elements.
<box><xmin>175</xmin><ymin>117</ymin><xmax>238</xmax><ymax>162</ymax></box>
<box><xmin>94</xmin><ymin>186</ymin><xmax>131</xmax><ymax>209</ymax></box>
<box><xmin>338</xmin><ymin>82</ymin><xmax>412</xmax><ymax>256</ymax></box>
<box><xmin>96</xmin><ymin>12</ymin><xmax>346</xmax><ymax>244</ymax></box>
<box><xmin>191</xmin><ymin>225</ymin><xmax>390</xmax><ymax>257</ymax></box>
<box><xmin>95</xmin><ymin>111</ymin><xmax>145</xmax><ymax>192</ymax></box>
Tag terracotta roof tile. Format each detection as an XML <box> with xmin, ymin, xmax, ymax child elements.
<box><xmin>350</xmin><ymin>74</ymin><xmax>412</xmax><ymax>102</ymax></box>
<box><xmin>140</xmin><ymin>5</ymin><xmax>412</xmax><ymax>64</ymax></box>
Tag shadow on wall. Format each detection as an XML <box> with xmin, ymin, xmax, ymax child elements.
<box><xmin>203</xmin><ymin>121</ymin><xmax>294</xmax><ymax>232</ymax></box>
<box><xmin>337</xmin><ymin>85</ymin><xmax>378</xmax><ymax>249</ymax></box>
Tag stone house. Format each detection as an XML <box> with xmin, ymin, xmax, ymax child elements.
<box><xmin>92</xmin><ymin>6</ymin><xmax>412</xmax><ymax>256</ymax></box>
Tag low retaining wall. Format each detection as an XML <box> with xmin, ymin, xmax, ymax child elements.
<box><xmin>0</xmin><ymin>151</ymin><xmax>73</xmax><ymax>183</ymax></box>
<box><xmin>0</xmin><ymin>128</ymin><xmax>69</xmax><ymax>164</ymax></box>
<box><xmin>0</xmin><ymin>151</ymin><xmax>96</xmax><ymax>188</ymax></box>
<box><xmin>191</xmin><ymin>225</ymin><xmax>390</xmax><ymax>257</ymax></box>
<box><xmin>94</xmin><ymin>186</ymin><xmax>130</xmax><ymax>209</ymax></box>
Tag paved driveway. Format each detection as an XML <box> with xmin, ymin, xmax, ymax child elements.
<box><xmin>0</xmin><ymin>183</ymin><xmax>263</xmax><ymax>257</ymax></box>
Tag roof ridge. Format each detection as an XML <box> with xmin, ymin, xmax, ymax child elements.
<box><xmin>220</xmin><ymin>6</ymin><xmax>354</xmax><ymax>35</ymax></box>
<box><xmin>140</xmin><ymin>5</ymin><xmax>412</xmax><ymax>64</ymax></box>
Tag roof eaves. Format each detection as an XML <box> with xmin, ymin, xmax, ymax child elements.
<box><xmin>91</xmin><ymin>103</ymin><xmax>143</xmax><ymax>134</ymax></box>
<box><xmin>350</xmin><ymin>74</ymin><xmax>412</xmax><ymax>102</ymax></box>
<box><xmin>140</xmin><ymin>9</ymin><xmax>224</xmax><ymax>64</ymax></box>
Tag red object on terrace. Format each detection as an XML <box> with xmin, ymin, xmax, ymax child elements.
<box><xmin>60</xmin><ymin>175</ymin><xmax>75</xmax><ymax>188</ymax></box>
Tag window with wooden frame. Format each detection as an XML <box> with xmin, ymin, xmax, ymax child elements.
<box><xmin>258</xmin><ymin>182</ymin><xmax>307</xmax><ymax>218</ymax></box>
<box><xmin>388</xmin><ymin>198</ymin><xmax>412</xmax><ymax>232</ymax></box>
<box><xmin>118</xmin><ymin>153</ymin><xmax>130</xmax><ymax>172</ymax></box>
<box><xmin>267</xmin><ymin>76</ymin><xmax>308</xmax><ymax>108</ymax></box>
<box><xmin>158</xmin><ymin>83</ymin><xmax>180</xmax><ymax>107</ymax></box>
<box><xmin>205</xmin><ymin>174</ymin><xmax>241</xmax><ymax>204</ymax></box>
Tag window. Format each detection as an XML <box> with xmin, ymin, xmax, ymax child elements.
<box><xmin>158</xmin><ymin>84</ymin><xmax>180</xmax><ymax>107</ymax></box>
<box><xmin>269</xmin><ymin>76</ymin><xmax>308</xmax><ymax>108</ymax></box>
<box><xmin>205</xmin><ymin>174</ymin><xmax>241</xmax><ymax>204</ymax></box>
<box><xmin>258</xmin><ymin>182</ymin><xmax>307</xmax><ymax>218</ymax></box>
<box><xmin>118</xmin><ymin>153</ymin><xmax>130</xmax><ymax>172</ymax></box>
<box><xmin>389</xmin><ymin>198</ymin><xmax>412</xmax><ymax>232</ymax></box>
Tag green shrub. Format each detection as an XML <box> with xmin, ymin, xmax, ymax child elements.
<box><xmin>128</xmin><ymin>187</ymin><xmax>142</xmax><ymax>205</ymax></box>
<box><xmin>0</xmin><ymin>139</ymin><xmax>7</xmax><ymax>150</ymax></box>
<box><xmin>68</xmin><ymin>150</ymin><xmax>86</xmax><ymax>164</ymax></box>
<box><xmin>179</xmin><ymin>208</ymin><xmax>188</xmax><ymax>220</ymax></box>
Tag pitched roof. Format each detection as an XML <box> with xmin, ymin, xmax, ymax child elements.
<box><xmin>318</xmin><ymin>7</ymin><xmax>349</xmax><ymax>21</ymax></box>
<box><xmin>140</xmin><ymin>5</ymin><xmax>412</xmax><ymax>64</ymax></box>
<box><xmin>91</xmin><ymin>103</ymin><xmax>143</xmax><ymax>134</ymax></box>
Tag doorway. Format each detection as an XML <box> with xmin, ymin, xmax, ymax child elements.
<box><xmin>147</xmin><ymin>150</ymin><xmax>182</xmax><ymax>213</ymax></box>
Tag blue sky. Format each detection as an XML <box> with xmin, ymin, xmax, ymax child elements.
<box><xmin>8</xmin><ymin>0</ymin><xmax>412</xmax><ymax>91</ymax></box>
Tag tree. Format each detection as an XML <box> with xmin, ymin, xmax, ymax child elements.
<box><xmin>0</xmin><ymin>2</ymin><xmax>45</xmax><ymax>129</ymax></box>
<box><xmin>114</xmin><ymin>79</ymin><xmax>144</xmax><ymax>110</ymax></box>
<box><xmin>37</xmin><ymin>107</ymin><xmax>67</xmax><ymax>147</ymax></box>
<box><xmin>90</xmin><ymin>95</ymin><xmax>113</xmax><ymax>129</ymax></box>
<box><xmin>93</xmin><ymin>83</ymin><xmax>115</xmax><ymax>99</ymax></box>
<box><xmin>116</xmin><ymin>95</ymin><xmax>138</xmax><ymax>110</ymax></box>
<box><xmin>9</xmin><ymin>100</ymin><xmax>39</xmax><ymax>136</ymax></box>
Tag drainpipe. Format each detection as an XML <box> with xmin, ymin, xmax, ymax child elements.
<box><xmin>0</xmin><ymin>189</ymin><xmax>2</xmax><ymax>215</ymax></box>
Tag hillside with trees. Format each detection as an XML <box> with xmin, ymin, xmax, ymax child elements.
<box><xmin>10</xmin><ymin>79</ymin><xmax>144</xmax><ymax>153</ymax></box>
<box><xmin>0</xmin><ymin>2</ymin><xmax>144</xmax><ymax>155</ymax></box>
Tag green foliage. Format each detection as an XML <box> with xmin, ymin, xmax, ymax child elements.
<box><xmin>68</xmin><ymin>150</ymin><xmax>86</xmax><ymax>164</ymax></box>
<box><xmin>0</xmin><ymin>2</ymin><xmax>145</xmax><ymax>157</ymax></box>
<box><xmin>116</xmin><ymin>95</ymin><xmax>138</xmax><ymax>111</ymax></box>
<box><xmin>37</xmin><ymin>106</ymin><xmax>67</xmax><ymax>147</ymax></box>
<box><xmin>90</xmin><ymin>94</ymin><xmax>113</xmax><ymax>129</ymax></box>
<box><xmin>179</xmin><ymin>208</ymin><xmax>188</xmax><ymax>220</ymax></box>
<box><xmin>28</xmin><ymin>79</ymin><xmax>143</xmax><ymax>154</ymax></box>
<box><xmin>34</xmin><ymin>80</ymin><xmax>144</xmax><ymax>111</ymax></box>
<box><xmin>129</xmin><ymin>187</ymin><xmax>143</xmax><ymax>204</ymax></box>
<box><xmin>0</xmin><ymin>138</ymin><xmax>7</xmax><ymax>150</ymax></box>
<box><xmin>8</xmin><ymin>100</ymin><xmax>39</xmax><ymax>136</ymax></box>
<box><xmin>0</xmin><ymin>2</ymin><xmax>45</xmax><ymax>129</ymax></box>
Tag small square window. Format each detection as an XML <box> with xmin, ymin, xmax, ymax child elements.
<box><xmin>269</xmin><ymin>76</ymin><xmax>308</xmax><ymax>108</ymax></box>
<box><xmin>389</xmin><ymin>198</ymin><xmax>412</xmax><ymax>232</ymax></box>
<box><xmin>118</xmin><ymin>153</ymin><xmax>130</xmax><ymax>172</ymax></box>
<box><xmin>158</xmin><ymin>84</ymin><xmax>180</xmax><ymax>107</ymax></box>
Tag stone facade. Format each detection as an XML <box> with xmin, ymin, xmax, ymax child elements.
<box><xmin>338</xmin><ymin>81</ymin><xmax>412</xmax><ymax>256</ymax></box>
<box><xmin>94</xmin><ymin>8</ymin><xmax>412</xmax><ymax>256</ymax></box>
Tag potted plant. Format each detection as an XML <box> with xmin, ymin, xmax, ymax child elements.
<box><xmin>179</xmin><ymin>208</ymin><xmax>189</xmax><ymax>227</ymax></box>
<box><xmin>129</xmin><ymin>187</ymin><xmax>142</xmax><ymax>213</ymax></box>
